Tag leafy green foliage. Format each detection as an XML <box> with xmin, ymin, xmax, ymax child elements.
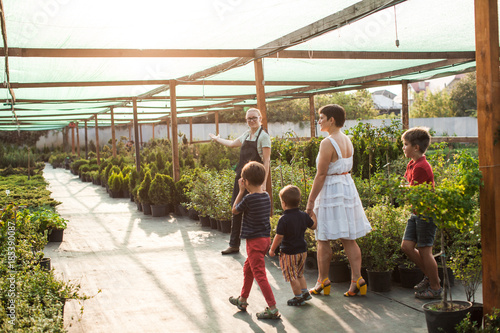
<box><xmin>0</xmin><ymin>205</ymin><xmax>93</xmax><ymax>331</ymax></box>
<box><xmin>199</xmin><ymin>141</ymin><xmax>239</xmax><ymax>171</ymax></box>
<box><xmin>406</xmin><ymin>151</ymin><xmax>482</xmax><ymax>307</ymax></box>
<box><xmin>148</xmin><ymin>174</ymin><xmax>172</xmax><ymax>205</ymax></box>
<box><xmin>410</xmin><ymin>89</ymin><xmax>455</xmax><ymax>118</ymax></box>
<box><xmin>0</xmin><ymin>174</ymin><xmax>60</xmax><ymax>208</ymax></box>
<box><xmin>137</xmin><ymin>171</ymin><xmax>153</xmax><ymax>204</ymax></box>
<box><xmin>456</xmin><ymin>308</ymin><xmax>500</xmax><ymax>333</ymax></box>
<box><xmin>345</xmin><ymin>119</ymin><xmax>404</xmax><ymax>179</ymax></box>
<box><xmin>271</xmin><ymin>159</ymin><xmax>315</xmax><ymax>213</ymax></box>
<box><xmin>358</xmin><ymin>204</ymin><xmax>409</xmax><ymax>271</ymax></box>
<box><xmin>406</xmin><ymin>152</ymin><xmax>481</xmax><ymax>231</ymax></box>
<box><xmin>450</xmin><ymin>73</ymin><xmax>477</xmax><ymax>117</ymax></box>
<box><xmin>316</xmin><ymin>90</ymin><xmax>379</xmax><ymax>120</ymax></box>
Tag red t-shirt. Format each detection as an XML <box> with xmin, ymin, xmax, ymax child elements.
<box><xmin>405</xmin><ymin>155</ymin><xmax>434</xmax><ymax>186</ymax></box>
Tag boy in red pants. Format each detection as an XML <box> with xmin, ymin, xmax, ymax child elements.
<box><xmin>228</xmin><ymin>161</ymin><xmax>280</xmax><ymax>319</ymax></box>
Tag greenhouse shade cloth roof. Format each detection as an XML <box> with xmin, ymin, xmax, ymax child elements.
<box><xmin>0</xmin><ymin>0</ymin><xmax>489</xmax><ymax>130</ymax></box>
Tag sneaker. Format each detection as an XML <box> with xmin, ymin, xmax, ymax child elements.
<box><xmin>414</xmin><ymin>276</ymin><xmax>430</xmax><ymax>291</ymax></box>
<box><xmin>287</xmin><ymin>296</ymin><xmax>305</xmax><ymax>306</ymax></box>
<box><xmin>415</xmin><ymin>287</ymin><xmax>443</xmax><ymax>299</ymax></box>
<box><xmin>301</xmin><ymin>291</ymin><xmax>312</xmax><ymax>301</ymax></box>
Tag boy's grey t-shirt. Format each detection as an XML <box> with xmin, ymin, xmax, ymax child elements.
<box><xmin>235</xmin><ymin>192</ymin><xmax>271</xmax><ymax>239</ymax></box>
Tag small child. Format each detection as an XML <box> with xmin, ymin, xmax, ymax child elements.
<box><xmin>400</xmin><ymin>127</ymin><xmax>442</xmax><ymax>299</ymax></box>
<box><xmin>269</xmin><ymin>185</ymin><xmax>317</xmax><ymax>306</ymax></box>
<box><xmin>228</xmin><ymin>161</ymin><xmax>280</xmax><ymax>320</ymax></box>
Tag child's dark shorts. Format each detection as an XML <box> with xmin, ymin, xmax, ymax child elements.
<box><xmin>403</xmin><ymin>214</ymin><xmax>437</xmax><ymax>248</ymax></box>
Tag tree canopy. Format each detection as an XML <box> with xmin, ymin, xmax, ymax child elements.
<box><xmin>450</xmin><ymin>72</ymin><xmax>477</xmax><ymax>117</ymax></box>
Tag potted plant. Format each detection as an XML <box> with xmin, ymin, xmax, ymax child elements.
<box><xmin>359</xmin><ymin>203</ymin><xmax>407</xmax><ymax>292</ymax></box>
<box><xmin>108</xmin><ymin>172</ymin><xmax>122</xmax><ymax>198</ymax></box>
<box><xmin>148</xmin><ymin>174</ymin><xmax>171</xmax><ymax>217</ymax></box>
<box><xmin>185</xmin><ymin>169</ymin><xmax>212</xmax><ymax>227</ymax></box>
<box><xmin>129</xmin><ymin>169</ymin><xmax>139</xmax><ymax>202</ymax></box>
<box><xmin>449</xmin><ymin>214</ymin><xmax>483</xmax><ymax>328</ymax></box>
<box><xmin>455</xmin><ymin>308</ymin><xmax>500</xmax><ymax>333</ymax></box>
<box><xmin>32</xmin><ymin>207</ymin><xmax>68</xmax><ymax>243</ymax></box>
<box><xmin>398</xmin><ymin>259</ymin><xmax>424</xmax><ymax>289</ymax></box>
<box><xmin>138</xmin><ymin>170</ymin><xmax>153</xmax><ymax>215</ymax></box>
<box><xmin>329</xmin><ymin>240</ymin><xmax>350</xmax><ymax>283</ymax></box>
<box><xmin>122</xmin><ymin>172</ymin><xmax>130</xmax><ymax>198</ymax></box>
<box><xmin>173</xmin><ymin>176</ymin><xmax>190</xmax><ymax>217</ymax></box>
<box><xmin>211</xmin><ymin>169</ymin><xmax>234</xmax><ymax>233</ymax></box>
<box><xmin>407</xmin><ymin>152</ymin><xmax>481</xmax><ymax>333</ymax></box>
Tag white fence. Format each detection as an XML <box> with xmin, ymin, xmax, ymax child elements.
<box><xmin>35</xmin><ymin>117</ymin><xmax>478</xmax><ymax>149</ymax></box>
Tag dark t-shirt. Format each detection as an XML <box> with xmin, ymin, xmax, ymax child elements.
<box><xmin>235</xmin><ymin>192</ymin><xmax>271</xmax><ymax>239</ymax></box>
<box><xmin>405</xmin><ymin>155</ymin><xmax>434</xmax><ymax>186</ymax></box>
<box><xmin>276</xmin><ymin>208</ymin><xmax>314</xmax><ymax>255</ymax></box>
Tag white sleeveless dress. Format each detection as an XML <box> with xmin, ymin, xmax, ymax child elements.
<box><xmin>313</xmin><ymin>137</ymin><xmax>372</xmax><ymax>241</ymax></box>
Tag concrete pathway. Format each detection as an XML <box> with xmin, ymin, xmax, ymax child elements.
<box><xmin>43</xmin><ymin>165</ymin><xmax>479</xmax><ymax>333</ymax></box>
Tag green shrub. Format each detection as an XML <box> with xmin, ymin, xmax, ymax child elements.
<box><xmin>149</xmin><ymin>174</ymin><xmax>171</xmax><ymax>205</ymax></box>
<box><xmin>358</xmin><ymin>203</ymin><xmax>409</xmax><ymax>271</ymax></box>
<box><xmin>137</xmin><ymin>171</ymin><xmax>153</xmax><ymax>204</ymax></box>
<box><xmin>110</xmin><ymin>172</ymin><xmax>123</xmax><ymax>192</ymax></box>
<box><xmin>344</xmin><ymin>119</ymin><xmax>404</xmax><ymax>179</ymax></box>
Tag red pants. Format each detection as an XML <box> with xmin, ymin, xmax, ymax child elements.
<box><xmin>241</xmin><ymin>237</ymin><xmax>276</xmax><ymax>307</ymax></box>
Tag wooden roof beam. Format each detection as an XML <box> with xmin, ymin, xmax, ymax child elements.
<box><xmin>3</xmin><ymin>48</ymin><xmax>475</xmax><ymax>60</ymax></box>
<box><xmin>10</xmin><ymin>80</ymin><xmax>331</xmax><ymax>88</ymax></box>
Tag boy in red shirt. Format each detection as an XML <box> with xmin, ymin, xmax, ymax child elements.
<box><xmin>400</xmin><ymin>127</ymin><xmax>442</xmax><ymax>299</ymax></box>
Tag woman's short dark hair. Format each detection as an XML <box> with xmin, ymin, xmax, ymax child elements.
<box><xmin>319</xmin><ymin>104</ymin><xmax>346</xmax><ymax>127</ymax></box>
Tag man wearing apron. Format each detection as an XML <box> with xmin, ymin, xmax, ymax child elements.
<box><xmin>209</xmin><ymin>108</ymin><xmax>272</xmax><ymax>254</ymax></box>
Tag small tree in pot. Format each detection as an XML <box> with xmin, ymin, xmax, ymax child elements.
<box><xmin>407</xmin><ymin>152</ymin><xmax>482</xmax><ymax>332</ymax></box>
<box><xmin>138</xmin><ymin>171</ymin><xmax>153</xmax><ymax>214</ymax></box>
<box><xmin>149</xmin><ymin>174</ymin><xmax>172</xmax><ymax>217</ymax></box>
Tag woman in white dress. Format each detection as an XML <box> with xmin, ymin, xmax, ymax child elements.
<box><xmin>305</xmin><ymin>104</ymin><xmax>372</xmax><ymax>297</ymax></box>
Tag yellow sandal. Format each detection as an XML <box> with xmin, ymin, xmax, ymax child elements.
<box><xmin>310</xmin><ymin>278</ymin><xmax>331</xmax><ymax>295</ymax></box>
<box><xmin>344</xmin><ymin>277</ymin><xmax>367</xmax><ymax>297</ymax></box>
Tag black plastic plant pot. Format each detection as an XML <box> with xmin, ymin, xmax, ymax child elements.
<box><xmin>422</xmin><ymin>300</ymin><xmax>472</xmax><ymax>333</ymax></box>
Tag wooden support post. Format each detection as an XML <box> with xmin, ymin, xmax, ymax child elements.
<box><xmin>170</xmin><ymin>80</ymin><xmax>180</xmax><ymax>182</ymax></box>
<box><xmin>401</xmin><ymin>80</ymin><xmax>409</xmax><ymax>130</ymax></box>
<box><xmin>71</xmin><ymin>126</ymin><xmax>75</xmax><ymax>154</ymax></box>
<box><xmin>94</xmin><ymin>114</ymin><xmax>100</xmax><ymax>165</ymax></box>
<box><xmin>133</xmin><ymin>98</ymin><xmax>141</xmax><ymax>174</ymax></box>
<box><xmin>139</xmin><ymin>124</ymin><xmax>143</xmax><ymax>147</ymax></box>
<box><xmin>110</xmin><ymin>107</ymin><xmax>117</xmax><ymax>157</ymax></box>
<box><xmin>189</xmin><ymin>117</ymin><xmax>193</xmax><ymax>144</ymax></box>
<box><xmin>474</xmin><ymin>0</ymin><xmax>500</xmax><ymax>314</ymax></box>
<box><xmin>128</xmin><ymin>124</ymin><xmax>132</xmax><ymax>140</ymax></box>
<box><xmin>254</xmin><ymin>59</ymin><xmax>268</xmax><ymax>129</ymax></box>
<box><xmin>253</xmin><ymin>58</ymin><xmax>272</xmax><ymax>211</ymax></box>
<box><xmin>167</xmin><ymin>118</ymin><xmax>170</xmax><ymax>140</ymax></box>
<box><xmin>215</xmin><ymin>111</ymin><xmax>219</xmax><ymax>135</ymax></box>
<box><xmin>152</xmin><ymin>124</ymin><xmax>155</xmax><ymax>140</ymax></box>
<box><xmin>84</xmin><ymin>120</ymin><xmax>88</xmax><ymax>159</ymax></box>
<box><xmin>76</xmin><ymin>122</ymin><xmax>80</xmax><ymax>157</ymax></box>
<box><xmin>309</xmin><ymin>95</ymin><xmax>316</xmax><ymax>138</ymax></box>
